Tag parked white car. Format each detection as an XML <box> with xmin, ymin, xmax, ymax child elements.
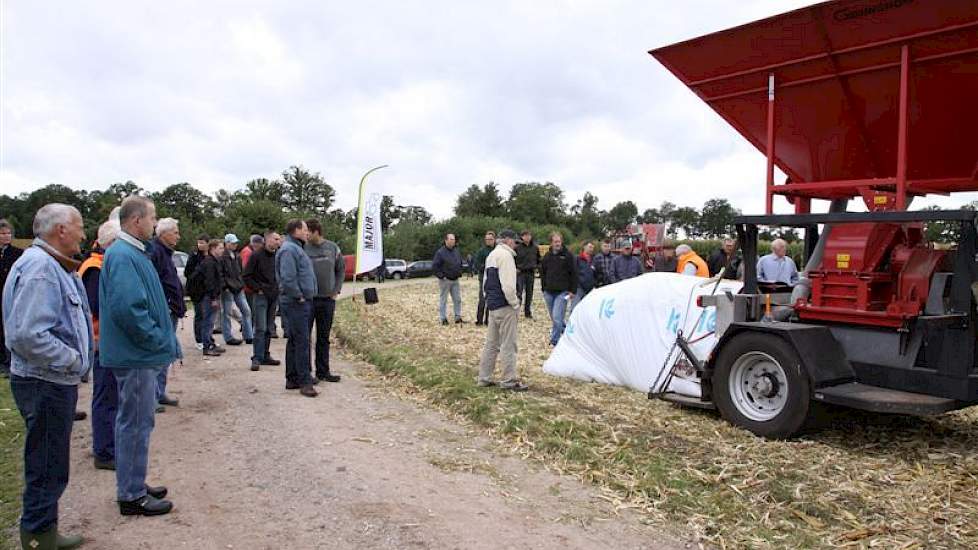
<box><xmin>384</xmin><ymin>258</ymin><xmax>408</xmax><ymax>279</ymax></box>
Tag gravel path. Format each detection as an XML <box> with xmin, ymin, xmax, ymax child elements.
<box><xmin>56</xmin><ymin>312</ymin><xmax>687</xmax><ymax>549</ymax></box>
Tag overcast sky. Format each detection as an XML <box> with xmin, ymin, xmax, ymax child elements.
<box><xmin>2</xmin><ymin>0</ymin><xmax>974</xmax><ymax>219</ymax></box>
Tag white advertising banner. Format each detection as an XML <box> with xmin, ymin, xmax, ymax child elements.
<box><xmin>543</xmin><ymin>272</ymin><xmax>743</xmax><ymax>397</ymax></box>
<box><xmin>355</xmin><ymin>165</ymin><xmax>388</xmax><ymax>275</ymax></box>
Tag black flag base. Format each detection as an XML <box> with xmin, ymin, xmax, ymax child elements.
<box><xmin>364</xmin><ymin>287</ymin><xmax>379</xmax><ymax>304</ymax></box>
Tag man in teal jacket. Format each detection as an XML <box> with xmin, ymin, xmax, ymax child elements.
<box><xmin>99</xmin><ymin>196</ymin><xmax>175</xmax><ymax>517</ymax></box>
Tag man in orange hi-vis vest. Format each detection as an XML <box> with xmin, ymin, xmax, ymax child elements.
<box><xmin>79</xmin><ymin>220</ymin><xmax>121</xmax><ymax>472</ymax></box>
<box><xmin>675</xmin><ymin>244</ymin><xmax>709</xmax><ymax>277</ymax></box>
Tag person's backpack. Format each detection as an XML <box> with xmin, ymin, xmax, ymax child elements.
<box><xmin>186</xmin><ymin>267</ymin><xmax>206</xmax><ymax>303</ymax></box>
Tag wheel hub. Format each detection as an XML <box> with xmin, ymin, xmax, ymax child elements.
<box><xmin>728</xmin><ymin>352</ymin><xmax>790</xmax><ymax>422</ymax></box>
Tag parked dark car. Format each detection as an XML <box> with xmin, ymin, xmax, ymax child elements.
<box><xmin>404</xmin><ymin>260</ymin><xmax>434</xmax><ymax>279</ymax></box>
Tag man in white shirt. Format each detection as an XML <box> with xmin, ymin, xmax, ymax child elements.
<box><xmin>756</xmin><ymin>238</ymin><xmax>799</xmax><ymax>286</ymax></box>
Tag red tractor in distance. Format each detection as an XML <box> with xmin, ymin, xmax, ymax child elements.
<box><xmin>610</xmin><ymin>223</ymin><xmax>667</xmax><ymax>271</ymax></box>
<box><xmin>648</xmin><ymin>0</ymin><xmax>978</xmax><ymax>438</ymax></box>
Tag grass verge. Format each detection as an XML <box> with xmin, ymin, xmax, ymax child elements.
<box><xmin>334</xmin><ymin>279</ymin><xmax>978</xmax><ymax>549</ymax></box>
<box><xmin>1</xmin><ymin>379</ymin><xmax>24</xmax><ymax>549</ymax></box>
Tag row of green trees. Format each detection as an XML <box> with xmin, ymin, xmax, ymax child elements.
<box><xmin>2</xmin><ymin>173</ymin><xmax>973</xmax><ymax>263</ymax></box>
<box><xmin>454</xmin><ymin>182</ymin><xmax>744</xmax><ymax>240</ymax></box>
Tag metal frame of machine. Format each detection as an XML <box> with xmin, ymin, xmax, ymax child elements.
<box><xmin>648</xmin><ymin>0</ymin><xmax>978</xmax><ymax>437</ymax></box>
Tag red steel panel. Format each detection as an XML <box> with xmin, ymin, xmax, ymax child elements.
<box><xmin>650</xmin><ymin>0</ymin><xmax>978</xmax><ymax>194</ymax></box>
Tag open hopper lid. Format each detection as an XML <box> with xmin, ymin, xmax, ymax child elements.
<box><xmin>650</xmin><ymin>0</ymin><xmax>978</xmax><ymax>195</ymax></box>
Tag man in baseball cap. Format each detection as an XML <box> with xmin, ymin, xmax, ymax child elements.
<box><xmin>219</xmin><ymin>233</ymin><xmax>253</xmax><ymax>346</ymax></box>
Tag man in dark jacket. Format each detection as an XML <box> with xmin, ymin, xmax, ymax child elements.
<box><xmin>653</xmin><ymin>243</ymin><xmax>679</xmax><ymax>273</ymax></box>
<box><xmin>514</xmin><ymin>231</ymin><xmax>540</xmax><ymax>318</ymax></box>
<box><xmin>432</xmin><ymin>233</ymin><xmax>464</xmax><ymax>325</ymax></box>
<box><xmin>80</xmin><ymin>221</ymin><xmax>120</xmax><ymax>472</ymax></box>
<box><xmin>591</xmin><ymin>240</ymin><xmax>614</xmax><ymax>288</ymax></box>
<box><xmin>148</xmin><ymin>218</ymin><xmax>185</xmax><ymax>409</ymax></box>
<box><xmin>0</xmin><ymin>218</ymin><xmax>24</xmax><ymax>378</ymax></box>
<box><xmin>304</xmin><ymin>219</ymin><xmax>345</xmax><ymax>382</ymax></box>
<box><xmin>243</xmin><ymin>231</ymin><xmax>281</xmax><ymax>371</ymax></box>
<box><xmin>708</xmin><ymin>238</ymin><xmax>741</xmax><ymax>279</ymax></box>
<box><xmin>539</xmin><ymin>233</ymin><xmax>578</xmax><ymax>346</ymax></box>
<box><xmin>220</xmin><ymin>234</ymin><xmax>253</xmax><ymax>346</ymax></box>
<box><xmin>609</xmin><ymin>243</ymin><xmax>643</xmax><ymax>283</ymax></box>
<box><xmin>472</xmin><ymin>231</ymin><xmax>495</xmax><ymax>326</ymax></box>
<box><xmin>200</xmin><ymin>240</ymin><xmax>227</xmax><ymax>357</ymax></box>
<box><xmin>184</xmin><ymin>233</ymin><xmax>210</xmax><ymax>349</ymax></box>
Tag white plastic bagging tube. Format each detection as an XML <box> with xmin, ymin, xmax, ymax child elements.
<box><xmin>543</xmin><ymin>272</ymin><xmax>743</xmax><ymax>397</ymax></box>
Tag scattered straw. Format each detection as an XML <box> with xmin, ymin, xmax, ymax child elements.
<box><xmin>335</xmin><ymin>279</ymin><xmax>978</xmax><ymax>549</ymax></box>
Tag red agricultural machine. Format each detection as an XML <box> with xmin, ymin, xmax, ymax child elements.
<box><xmin>609</xmin><ymin>222</ymin><xmax>667</xmax><ymax>268</ymax></box>
<box><xmin>648</xmin><ymin>0</ymin><xmax>978</xmax><ymax>437</ymax></box>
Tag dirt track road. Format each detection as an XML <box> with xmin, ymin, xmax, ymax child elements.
<box><xmin>56</xmin><ymin>307</ymin><xmax>686</xmax><ymax>549</ymax></box>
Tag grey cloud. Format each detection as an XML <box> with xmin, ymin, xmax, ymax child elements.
<box><xmin>4</xmin><ymin>0</ymin><xmax>974</xmax><ymax>218</ymax></box>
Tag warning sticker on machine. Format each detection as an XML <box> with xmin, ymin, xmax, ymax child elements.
<box><xmin>837</xmin><ymin>253</ymin><xmax>850</xmax><ymax>269</ymax></box>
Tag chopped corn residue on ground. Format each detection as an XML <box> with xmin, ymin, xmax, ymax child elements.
<box><xmin>336</xmin><ymin>279</ymin><xmax>978</xmax><ymax>549</ymax></box>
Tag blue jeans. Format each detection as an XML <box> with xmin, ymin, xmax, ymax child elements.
<box><xmin>200</xmin><ymin>299</ymin><xmax>217</xmax><ymax>349</ymax></box>
<box><xmin>91</xmin><ymin>355</ymin><xmax>118</xmax><ymax>463</ymax></box>
<box><xmin>281</xmin><ymin>299</ymin><xmax>313</xmax><ymax>386</ymax></box>
<box><xmin>251</xmin><ymin>294</ymin><xmax>276</xmax><ymax>363</ymax></box>
<box><xmin>221</xmin><ymin>290</ymin><xmax>253</xmax><ymax>342</ymax></box>
<box><xmin>311</xmin><ymin>297</ymin><xmax>336</xmax><ymax>378</ymax></box>
<box><xmin>9</xmin><ymin>374</ymin><xmax>78</xmax><ymax>533</ymax></box>
<box><xmin>113</xmin><ymin>367</ymin><xmax>160</xmax><ymax>501</ymax></box>
<box><xmin>543</xmin><ymin>291</ymin><xmax>570</xmax><ymax>346</ymax></box>
<box><xmin>438</xmin><ymin>278</ymin><xmax>462</xmax><ymax>321</ymax></box>
<box><xmin>156</xmin><ymin>315</ymin><xmax>181</xmax><ymax>400</ymax></box>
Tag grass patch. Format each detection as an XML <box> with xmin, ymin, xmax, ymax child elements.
<box><xmin>1</xmin><ymin>379</ymin><xmax>24</xmax><ymax>549</ymax></box>
<box><xmin>335</xmin><ymin>280</ymin><xmax>978</xmax><ymax>549</ymax></box>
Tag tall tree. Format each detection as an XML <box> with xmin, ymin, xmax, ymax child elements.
<box><xmin>455</xmin><ymin>182</ymin><xmax>504</xmax><ymax>218</ymax></box>
<box><xmin>152</xmin><ymin>182</ymin><xmax>216</xmax><ymax>225</ymax></box>
<box><xmin>505</xmin><ymin>182</ymin><xmax>566</xmax><ymax>225</ymax></box>
<box><xmin>603</xmin><ymin>200</ymin><xmax>638</xmax><ymax>232</ymax></box>
<box><xmin>397</xmin><ymin>205</ymin><xmax>433</xmax><ymax>226</ymax></box>
<box><xmin>281</xmin><ymin>165</ymin><xmax>334</xmax><ymax>216</ymax></box>
<box><xmin>213</xmin><ymin>189</ymin><xmax>235</xmax><ymax>217</ymax></box>
<box><xmin>225</xmin><ymin>200</ymin><xmax>288</xmax><ymax>236</ymax></box>
<box><xmin>569</xmin><ymin>191</ymin><xmax>603</xmax><ymax>237</ymax></box>
<box><xmin>698</xmin><ymin>198</ymin><xmax>740</xmax><ymax>238</ymax></box>
<box><xmin>381</xmin><ymin>195</ymin><xmax>399</xmax><ymax>229</ymax></box>
<box><xmin>669</xmin><ymin>206</ymin><xmax>701</xmax><ymax>238</ymax></box>
<box><xmin>244</xmin><ymin>178</ymin><xmax>287</xmax><ymax>207</ymax></box>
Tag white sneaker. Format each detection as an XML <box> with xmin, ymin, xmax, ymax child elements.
<box><xmin>195</xmin><ymin>343</ymin><xmax>204</xmax><ymax>350</ymax></box>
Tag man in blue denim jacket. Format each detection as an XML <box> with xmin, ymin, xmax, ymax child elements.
<box><xmin>3</xmin><ymin>203</ymin><xmax>91</xmax><ymax>550</ymax></box>
<box><xmin>100</xmin><ymin>196</ymin><xmax>176</xmax><ymax>517</ymax></box>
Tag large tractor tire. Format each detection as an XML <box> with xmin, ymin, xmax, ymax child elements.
<box><xmin>713</xmin><ymin>332</ymin><xmax>812</xmax><ymax>439</ymax></box>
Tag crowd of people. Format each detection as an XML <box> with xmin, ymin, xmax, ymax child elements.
<box><xmin>0</xmin><ymin>199</ymin><xmax>802</xmax><ymax>549</ymax></box>
<box><xmin>460</xmin><ymin>230</ymin><xmax>798</xmax><ymax>393</ymax></box>
<box><xmin>0</xmin><ymin>198</ymin><xmax>347</xmax><ymax>549</ymax></box>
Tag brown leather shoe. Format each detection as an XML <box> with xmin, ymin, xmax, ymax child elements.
<box><xmin>300</xmin><ymin>385</ymin><xmax>318</xmax><ymax>398</ymax></box>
